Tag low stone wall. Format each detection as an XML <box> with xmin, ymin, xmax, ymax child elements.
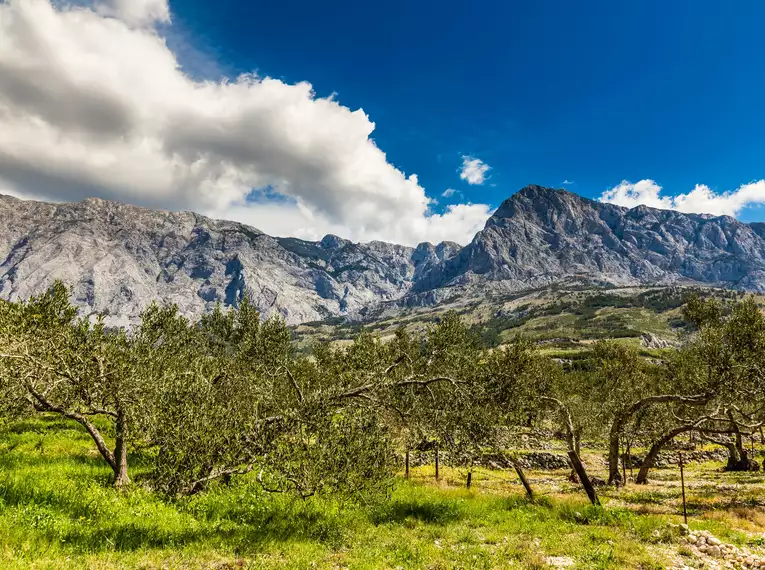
<box><xmin>405</xmin><ymin>447</ymin><xmax>735</xmax><ymax>472</ymax></box>
<box><xmin>624</xmin><ymin>449</ymin><xmax>729</xmax><ymax>469</ymax></box>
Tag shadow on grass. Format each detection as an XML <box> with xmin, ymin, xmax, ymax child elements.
<box><xmin>370</xmin><ymin>497</ymin><xmax>462</xmax><ymax>525</ymax></box>
<box><xmin>54</xmin><ymin>499</ymin><xmax>351</xmax><ymax>553</ymax></box>
<box><xmin>5</xmin><ymin>416</ymin><xmax>86</xmax><ymax>434</ymax></box>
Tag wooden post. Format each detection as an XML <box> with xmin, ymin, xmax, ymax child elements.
<box><xmin>511</xmin><ymin>460</ymin><xmax>535</xmax><ymax>500</ymax></box>
<box><xmin>466</xmin><ymin>471</ymin><xmax>472</xmax><ymax>489</ymax></box>
<box><xmin>435</xmin><ymin>447</ymin><xmax>440</xmax><ymax>481</ymax></box>
<box><xmin>405</xmin><ymin>450</ymin><xmax>410</xmax><ymax>479</ymax></box>
<box><xmin>679</xmin><ymin>452</ymin><xmax>688</xmax><ymax>525</ymax></box>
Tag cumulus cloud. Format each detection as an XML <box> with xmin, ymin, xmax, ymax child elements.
<box><xmin>600</xmin><ymin>179</ymin><xmax>765</xmax><ymax>217</ymax></box>
<box><xmin>95</xmin><ymin>0</ymin><xmax>170</xmax><ymax>27</ymax></box>
<box><xmin>459</xmin><ymin>156</ymin><xmax>490</xmax><ymax>185</ymax></box>
<box><xmin>0</xmin><ymin>0</ymin><xmax>493</xmax><ymax>246</ymax></box>
<box><xmin>441</xmin><ymin>188</ymin><xmax>457</xmax><ymax>198</ymax></box>
<box><xmin>562</xmin><ymin>179</ymin><xmax>574</xmax><ymax>185</ymax></box>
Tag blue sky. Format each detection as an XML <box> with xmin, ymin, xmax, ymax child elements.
<box><xmin>2</xmin><ymin>0</ymin><xmax>765</xmax><ymax>244</ymax></box>
<box><xmin>168</xmin><ymin>0</ymin><xmax>765</xmax><ymax>221</ymax></box>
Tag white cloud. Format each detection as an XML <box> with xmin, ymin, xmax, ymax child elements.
<box><xmin>562</xmin><ymin>179</ymin><xmax>574</xmax><ymax>185</ymax></box>
<box><xmin>459</xmin><ymin>155</ymin><xmax>490</xmax><ymax>185</ymax></box>
<box><xmin>441</xmin><ymin>188</ymin><xmax>457</xmax><ymax>198</ymax></box>
<box><xmin>95</xmin><ymin>0</ymin><xmax>170</xmax><ymax>27</ymax></box>
<box><xmin>0</xmin><ymin>0</ymin><xmax>493</xmax><ymax>246</ymax></box>
<box><xmin>600</xmin><ymin>179</ymin><xmax>765</xmax><ymax>217</ymax></box>
<box><xmin>222</xmin><ymin>200</ymin><xmax>493</xmax><ymax>245</ymax></box>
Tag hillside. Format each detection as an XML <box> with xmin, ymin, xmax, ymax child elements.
<box><xmin>292</xmin><ymin>285</ymin><xmax>748</xmax><ymax>353</ymax></box>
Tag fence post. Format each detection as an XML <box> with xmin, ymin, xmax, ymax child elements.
<box><xmin>679</xmin><ymin>452</ymin><xmax>688</xmax><ymax>525</ymax></box>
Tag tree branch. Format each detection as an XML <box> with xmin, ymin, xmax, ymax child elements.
<box><xmin>24</xmin><ymin>382</ymin><xmax>117</xmax><ymax>471</ymax></box>
<box><xmin>281</xmin><ymin>366</ymin><xmax>303</xmax><ymax>403</ymax></box>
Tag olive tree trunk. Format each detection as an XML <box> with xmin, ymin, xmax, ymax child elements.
<box><xmin>26</xmin><ymin>384</ymin><xmax>130</xmax><ymax>487</ymax></box>
<box><xmin>607</xmin><ymin>393</ymin><xmax>712</xmax><ymax>486</ymax></box>
<box><xmin>542</xmin><ymin>397</ymin><xmax>599</xmax><ymax>505</ymax></box>
<box><xmin>636</xmin><ymin>424</ymin><xmax>698</xmax><ymax>484</ymax></box>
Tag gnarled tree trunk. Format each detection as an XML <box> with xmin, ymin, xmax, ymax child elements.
<box><xmin>703</xmin><ymin>410</ymin><xmax>761</xmax><ymax>472</ymax></box>
<box><xmin>608</xmin><ymin>392</ymin><xmax>712</xmax><ymax>486</ymax></box>
<box><xmin>26</xmin><ymin>383</ymin><xmax>130</xmax><ymax>487</ymax></box>
<box><xmin>607</xmin><ymin>427</ymin><xmax>622</xmax><ymax>486</ymax></box>
<box><xmin>113</xmin><ymin>408</ymin><xmax>130</xmax><ymax>487</ymax></box>
<box><xmin>636</xmin><ymin>424</ymin><xmax>698</xmax><ymax>484</ymax></box>
<box><xmin>542</xmin><ymin>397</ymin><xmax>599</xmax><ymax>505</ymax></box>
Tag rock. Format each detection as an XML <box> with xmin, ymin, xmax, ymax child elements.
<box><xmin>641</xmin><ymin>332</ymin><xmax>679</xmax><ymax>349</ymax></box>
<box><xmin>545</xmin><ymin>556</ymin><xmax>575</xmax><ymax>568</ymax></box>
<box><xmin>514</xmin><ymin>452</ymin><xmax>571</xmax><ymax>471</ymax></box>
<box><xmin>708</xmin><ymin>537</ymin><xmax>721</xmax><ymax>546</ymax></box>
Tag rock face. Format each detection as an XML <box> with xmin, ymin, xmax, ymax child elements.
<box><xmin>640</xmin><ymin>332</ymin><xmax>680</xmax><ymax>350</ymax></box>
<box><xmin>413</xmin><ymin>185</ymin><xmax>765</xmax><ymax>295</ymax></box>
<box><xmin>3</xmin><ymin>185</ymin><xmax>765</xmax><ymax>325</ymax></box>
<box><xmin>0</xmin><ymin>195</ymin><xmax>460</xmax><ymax>325</ymax></box>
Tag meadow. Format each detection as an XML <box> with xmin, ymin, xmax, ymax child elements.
<box><xmin>2</xmin><ymin>416</ymin><xmax>763</xmax><ymax>570</ymax></box>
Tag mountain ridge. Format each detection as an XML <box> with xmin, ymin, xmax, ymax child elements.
<box><xmin>2</xmin><ymin>186</ymin><xmax>765</xmax><ymax>325</ymax></box>
<box><xmin>411</xmin><ymin>185</ymin><xmax>765</xmax><ymax>295</ymax></box>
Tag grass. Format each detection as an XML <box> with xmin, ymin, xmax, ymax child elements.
<box><xmin>2</xmin><ymin>417</ymin><xmax>765</xmax><ymax>569</ymax></box>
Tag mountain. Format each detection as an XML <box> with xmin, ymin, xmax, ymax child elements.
<box><xmin>0</xmin><ymin>194</ymin><xmax>460</xmax><ymax>325</ymax></box>
<box><xmin>2</xmin><ymin>186</ymin><xmax>765</xmax><ymax>325</ymax></box>
<box><xmin>412</xmin><ymin>185</ymin><xmax>765</xmax><ymax>296</ymax></box>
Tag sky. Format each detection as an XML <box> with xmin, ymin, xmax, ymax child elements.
<box><xmin>2</xmin><ymin>0</ymin><xmax>765</xmax><ymax>245</ymax></box>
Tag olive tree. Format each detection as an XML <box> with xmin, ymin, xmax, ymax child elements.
<box><xmin>0</xmin><ymin>283</ymin><xmax>142</xmax><ymax>487</ymax></box>
<box><xmin>634</xmin><ymin>295</ymin><xmax>765</xmax><ymax>482</ymax></box>
<box><xmin>687</xmin><ymin>297</ymin><xmax>765</xmax><ymax>471</ymax></box>
<box><xmin>587</xmin><ymin>342</ymin><xmax>712</xmax><ymax>486</ymax></box>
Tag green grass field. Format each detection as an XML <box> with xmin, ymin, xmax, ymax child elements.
<box><xmin>2</xmin><ymin>417</ymin><xmax>764</xmax><ymax>569</ymax></box>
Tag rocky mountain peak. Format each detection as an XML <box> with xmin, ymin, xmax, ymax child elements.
<box><xmin>413</xmin><ymin>185</ymin><xmax>765</xmax><ymax>295</ymax></box>
<box><xmin>319</xmin><ymin>234</ymin><xmax>350</xmax><ymax>249</ymax></box>
<box><xmin>487</xmin><ymin>186</ymin><xmax>605</xmax><ymax>233</ymax></box>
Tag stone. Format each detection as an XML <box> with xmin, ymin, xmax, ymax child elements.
<box><xmin>641</xmin><ymin>332</ymin><xmax>679</xmax><ymax>349</ymax></box>
<box><xmin>545</xmin><ymin>557</ymin><xmax>575</xmax><ymax>568</ymax></box>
